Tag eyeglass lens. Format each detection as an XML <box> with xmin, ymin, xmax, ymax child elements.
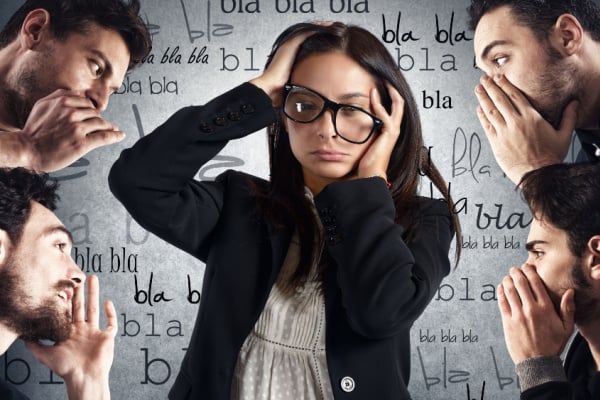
<box><xmin>284</xmin><ymin>86</ymin><xmax>376</xmax><ymax>143</ymax></box>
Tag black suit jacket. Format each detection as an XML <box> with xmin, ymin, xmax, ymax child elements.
<box><xmin>109</xmin><ymin>83</ymin><xmax>454</xmax><ymax>399</ymax></box>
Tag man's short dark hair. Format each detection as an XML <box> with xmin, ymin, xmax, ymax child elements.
<box><xmin>0</xmin><ymin>167</ymin><xmax>58</xmax><ymax>244</ymax></box>
<box><xmin>467</xmin><ymin>0</ymin><xmax>600</xmax><ymax>42</ymax></box>
<box><xmin>520</xmin><ymin>162</ymin><xmax>600</xmax><ymax>257</ymax></box>
<box><xmin>0</xmin><ymin>0</ymin><xmax>151</xmax><ymax>68</ymax></box>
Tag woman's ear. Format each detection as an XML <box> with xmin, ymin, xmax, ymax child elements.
<box><xmin>20</xmin><ymin>9</ymin><xmax>52</xmax><ymax>50</ymax></box>
<box><xmin>586</xmin><ymin>235</ymin><xmax>600</xmax><ymax>281</ymax></box>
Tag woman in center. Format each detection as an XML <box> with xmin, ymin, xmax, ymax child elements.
<box><xmin>110</xmin><ymin>22</ymin><xmax>459</xmax><ymax>400</ymax></box>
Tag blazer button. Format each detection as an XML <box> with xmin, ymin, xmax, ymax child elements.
<box><xmin>241</xmin><ymin>104</ymin><xmax>255</xmax><ymax>114</ymax></box>
<box><xmin>228</xmin><ymin>111</ymin><xmax>242</xmax><ymax>121</ymax></box>
<box><xmin>213</xmin><ymin>115</ymin><xmax>227</xmax><ymax>126</ymax></box>
<box><xmin>340</xmin><ymin>376</ymin><xmax>355</xmax><ymax>392</ymax></box>
<box><xmin>198</xmin><ymin>122</ymin><xmax>213</xmax><ymax>133</ymax></box>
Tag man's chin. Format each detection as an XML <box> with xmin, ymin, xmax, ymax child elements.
<box><xmin>18</xmin><ymin>310</ymin><xmax>72</xmax><ymax>343</ymax></box>
<box><xmin>535</xmin><ymin>108</ymin><xmax>562</xmax><ymax>130</ymax></box>
<box><xmin>528</xmin><ymin>95</ymin><xmax>569</xmax><ymax>131</ymax></box>
<box><xmin>21</xmin><ymin>327</ymin><xmax>71</xmax><ymax>344</ymax></box>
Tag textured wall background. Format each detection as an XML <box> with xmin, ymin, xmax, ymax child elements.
<box><xmin>1</xmin><ymin>1</ymin><xmax>594</xmax><ymax>399</ymax></box>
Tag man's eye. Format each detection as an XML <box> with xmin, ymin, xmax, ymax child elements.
<box><xmin>90</xmin><ymin>60</ymin><xmax>104</xmax><ymax>77</ymax></box>
<box><xmin>55</xmin><ymin>242</ymin><xmax>67</xmax><ymax>252</ymax></box>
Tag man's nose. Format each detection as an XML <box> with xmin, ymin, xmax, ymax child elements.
<box><xmin>67</xmin><ymin>257</ymin><xmax>86</xmax><ymax>285</ymax></box>
<box><xmin>86</xmin><ymin>81</ymin><xmax>110</xmax><ymax>112</ymax></box>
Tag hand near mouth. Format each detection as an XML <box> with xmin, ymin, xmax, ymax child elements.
<box><xmin>25</xmin><ymin>275</ymin><xmax>117</xmax><ymax>400</ymax></box>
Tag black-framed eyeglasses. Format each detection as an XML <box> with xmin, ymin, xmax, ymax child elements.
<box><xmin>283</xmin><ymin>84</ymin><xmax>382</xmax><ymax>144</ymax></box>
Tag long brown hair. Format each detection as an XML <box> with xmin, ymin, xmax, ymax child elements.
<box><xmin>254</xmin><ymin>22</ymin><xmax>461</xmax><ymax>289</ymax></box>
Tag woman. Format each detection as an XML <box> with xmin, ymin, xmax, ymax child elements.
<box><xmin>109</xmin><ymin>22</ymin><xmax>459</xmax><ymax>400</ymax></box>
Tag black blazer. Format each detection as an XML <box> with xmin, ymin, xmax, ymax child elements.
<box><xmin>109</xmin><ymin>83</ymin><xmax>454</xmax><ymax>400</ymax></box>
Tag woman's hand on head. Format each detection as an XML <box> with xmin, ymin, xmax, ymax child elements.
<box><xmin>249</xmin><ymin>23</ymin><xmax>330</xmax><ymax>107</ymax></box>
<box><xmin>357</xmin><ymin>82</ymin><xmax>405</xmax><ymax>181</ymax></box>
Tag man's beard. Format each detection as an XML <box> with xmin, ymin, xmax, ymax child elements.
<box><xmin>2</xmin><ymin>65</ymin><xmax>44</xmax><ymax>129</ymax></box>
<box><xmin>570</xmin><ymin>259</ymin><xmax>600</xmax><ymax>326</ymax></box>
<box><xmin>0</xmin><ymin>258</ymin><xmax>73</xmax><ymax>343</ymax></box>
<box><xmin>527</xmin><ymin>43</ymin><xmax>579</xmax><ymax>130</ymax></box>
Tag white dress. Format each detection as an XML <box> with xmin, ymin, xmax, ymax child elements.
<box><xmin>230</xmin><ymin>230</ymin><xmax>335</xmax><ymax>400</ymax></box>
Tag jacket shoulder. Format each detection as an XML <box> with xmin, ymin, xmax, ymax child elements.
<box><xmin>415</xmin><ymin>196</ymin><xmax>453</xmax><ymax>217</ymax></box>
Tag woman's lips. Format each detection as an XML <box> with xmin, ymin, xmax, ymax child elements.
<box><xmin>312</xmin><ymin>150</ymin><xmax>346</xmax><ymax>161</ymax></box>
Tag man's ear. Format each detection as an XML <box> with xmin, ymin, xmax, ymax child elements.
<box><xmin>549</xmin><ymin>13</ymin><xmax>584</xmax><ymax>57</ymax></box>
<box><xmin>587</xmin><ymin>235</ymin><xmax>600</xmax><ymax>281</ymax></box>
<box><xmin>0</xmin><ymin>229</ymin><xmax>12</xmax><ymax>267</ymax></box>
<box><xmin>20</xmin><ymin>9</ymin><xmax>52</xmax><ymax>50</ymax></box>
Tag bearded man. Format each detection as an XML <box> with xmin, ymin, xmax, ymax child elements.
<box><xmin>0</xmin><ymin>167</ymin><xmax>117</xmax><ymax>400</ymax></box>
<box><xmin>0</xmin><ymin>0</ymin><xmax>151</xmax><ymax>172</ymax></box>
<box><xmin>469</xmin><ymin>0</ymin><xmax>600</xmax><ymax>184</ymax></box>
<box><xmin>498</xmin><ymin>162</ymin><xmax>600</xmax><ymax>399</ymax></box>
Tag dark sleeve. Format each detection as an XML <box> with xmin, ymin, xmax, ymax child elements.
<box><xmin>517</xmin><ymin>356</ymin><xmax>572</xmax><ymax>400</ymax></box>
<box><xmin>519</xmin><ymin>333</ymin><xmax>594</xmax><ymax>400</ymax></box>
<box><xmin>0</xmin><ymin>379</ymin><xmax>30</xmax><ymax>400</ymax></box>
<box><xmin>314</xmin><ymin>178</ymin><xmax>454</xmax><ymax>338</ymax></box>
<box><xmin>521</xmin><ymin>382</ymin><xmax>573</xmax><ymax>400</ymax></box>
<box><xmin>516</xmin><ymin>356</ymin><xmax>567</xmax><ymax>387</ymax></box>
<box><xmin>108</xmin><ymin>83</ymin><xmax>277</xmax><ymax>259</ymax></box>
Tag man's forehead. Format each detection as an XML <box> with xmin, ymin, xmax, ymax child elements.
<box><xmin>527</xmin><ymin>216</ymin><xmax>566</xmax><ymax>244</ymax></box>
<box><xmin>60</xmin><ymin>23</ymin><xmax>131</xmax><ymax>66</ymax></box>
<box><xmin>473</xmin><ymin>6</ymin><xmax>519</xmax><ymax>59</ymax></box>
<box><xmin>24</xmin><ymin>201</ymin><xmax>66</xmax><ymax>236</ymax></box>
<box><xmin>475</xmin><ymin>5</ymin><xmax>517</xmax><ymax>33</ymax></box>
